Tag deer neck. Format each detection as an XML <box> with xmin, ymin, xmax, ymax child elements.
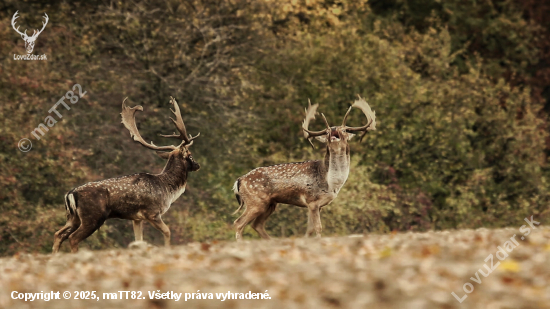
<box><xmin>323</xmin><ymin>144</ymin><xmax>350</xmax><ymax>194</ymax></box>
<box><xmin>159</xmin><ymin>155</ymin><xmax>188</xmax><ymax>193</ymax></box>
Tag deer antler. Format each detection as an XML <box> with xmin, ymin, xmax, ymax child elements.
<box><xmin>11</xmin><ymin>11</ymin><xmax>26</xmax><ymax>38</ymax></box>
<box><xmin>159</xmin><ymin>97</ymin><xmax>200</xmax><ymax>146</ymax></box>
<box><xmin>11</xmin><ymin>11</ymin><xmax>48</xmax><ymax>40</ymax></box>
<box><xmin>30</xmin><ymin>13</ymin><xmax>48</xmax><ymax>39</ymax></box>
<box><xmin>121</xmin><ymin>98</ymin><xmax>177</xmax><ymax>152</ymax></box>
<box><xmin>302</xmin><ymin>99</ymin><xmax>331</xmax><ymax>147</ymax></box>
<box><xmin>343</xmin><ymin>95</ymin><xmax>376</xmax><ymax>142</ymax></box>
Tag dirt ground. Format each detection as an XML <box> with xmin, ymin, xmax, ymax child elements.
<box><xmin>1</xmin><ymin>226</ymin><xmax>549</xmax><ymax>309</ymax></box>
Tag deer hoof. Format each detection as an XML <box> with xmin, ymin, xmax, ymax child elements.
<box><xmin>128</xmin><ymin>240</ymin><xmax>152</xmax><ymax>250</ymax></box>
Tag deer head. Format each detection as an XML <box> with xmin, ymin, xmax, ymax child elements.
<box><xmin>121</xmin><ymin>96</ymin><xmax>201</xmax><ymax>171</ymax></box>
<box><xmin>302</xmin><ymin>95</ymin><xmax>376</xmax><ymax>149</ymax></box>
<box><xmin>11</xmin><ymin>11</ymin><xmax>49</xmax><ymax>54</ymax></box>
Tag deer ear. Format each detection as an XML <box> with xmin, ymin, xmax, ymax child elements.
<box><xmin>314</xmin><ymin>135</ymin><xmax>328</xmax><ymax>143</ymax></box>
<box><xmin>156</xmin><ymin>151</ymin><xmax>171</xmax><ymax>159</ymax></box>
<box><xmin>347</xmin><ymin>133</ymin><xmax>356</xmax><ymax>141</ymax></box>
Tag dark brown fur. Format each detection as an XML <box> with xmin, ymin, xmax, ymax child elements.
<box><xmin>52</xmin><ymin>149</ymin><xmax>199</xmax><ymax>253</ymax></box>
<box><xmin>53</xmin><ymin>97</ymin><xmax>200</xmax><ymax>253</ymax></box>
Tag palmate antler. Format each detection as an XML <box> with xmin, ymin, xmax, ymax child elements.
<box><xmin>301</xmin><ymin>95</ymin><xmax>376</xmax><ymax>145</ymax></box>
<box><xmin>342</xmin><ymin>95</ymin><xmax>376</xmax><ymax>142</ymax></box>
<box><xmin>121</xmin><ymin>97</ymin><xmax>199</xmax><ymax>152</ymax></box>
<box><xmin>302</xmin><ymin>99</ymin><xmax>331</xmax><ymax>148</ymax></box>
<box><xmin>159</xmin><ymin>97</ymin><xmax>200</xmax><ymax>145</ymax></box>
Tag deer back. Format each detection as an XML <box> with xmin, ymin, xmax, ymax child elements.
<box><xmin>238</xmin><ymin>160</ymin><xmax>329</xmax><ymax>206</ymax></box>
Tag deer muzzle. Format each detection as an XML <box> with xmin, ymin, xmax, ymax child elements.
<box><xmin>189</xmin><ymin>157</ymin><xmax>200</xmax><ymax>171</ymax></box>
<box><xmin>25</xmin><ymin>39</ymin><xmax>35</xmax><ymax>54</ymax></box>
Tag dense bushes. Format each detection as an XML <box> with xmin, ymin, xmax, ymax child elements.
<box><xmin>1</xmin><ymin>0</ymin><xmax>549</xmax><ymax>255</ymax></box>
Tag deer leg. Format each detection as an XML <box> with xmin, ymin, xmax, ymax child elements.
<box><xmin>234</xmin><ymin>202</ymin><xmax>266</xmax><ymax>241</ymax></box>
<box><xmin>147</xmin><ymin>215</ymin><xmax>170</xmax><ymax>247</ymax></box>
<box><xmin>133</xmin><ymin>220</ymin><xmax>143</xmax><ymax>241</ymax></box>
<box><xmin>251</xmin><ymin>203</ymin><xmax>276</xmax><ymax>239</ymax></box>
<box><xmin>313</xmin><ymin>206</ymin><xmax>323</xmax><ymax>237</ymax></box>
<box><xmin>52</xmin><ymin>214</ymin><xmax>81</xmax><ymax>253</ymax></box>
<box><xmin>68</xmin><ymin>219</ymin><xmax>104</xmax><ymax>253</ymax></box>
<box><xmin>305</xmin><ymin>205</ymin><xmax>322</xmax><ymax>238</ymax></box>
<box><xmin>305</xmin><ymin>210</ymin><xmax>314</xmax><ymax>237</ymax></box>
<box><xmin>52</xmin><ymin>224</ymin><xmax>75</xmax><ymax>253</ymax></box>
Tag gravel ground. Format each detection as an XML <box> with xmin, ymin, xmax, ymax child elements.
<box><xmin>1</xmin><ymin>226</ymin><xmax>550</xmax><ymax>309</ymax></box>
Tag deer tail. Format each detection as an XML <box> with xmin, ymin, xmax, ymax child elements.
<box><xmin>64</xmin><ymin>190</ymin><xmax>78</xmax><ymax>219</ymax></box>
<box><xmin>232</xmin><ymin>179</ymin><xmax>245</xmax><ymax>215</ymax></box>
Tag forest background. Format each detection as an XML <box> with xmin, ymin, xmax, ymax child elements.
<box><xmin>1</xmin><ymin>0</ymin><xmax>550</xmax><ymax>255</ymax></box>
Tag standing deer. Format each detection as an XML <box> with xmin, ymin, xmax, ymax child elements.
<box><xmin>233</xmin><ymin>96</ymin><xmax>376</xmax><ymax>240</ymax></box>
<box><xmin>52</xmin><ymin>97</ymin><xmax>200</xmax><ymax>253</ymax></box>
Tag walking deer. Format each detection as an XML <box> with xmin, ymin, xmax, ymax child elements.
<box><xmin>233</xmin><ymin>96</ymin><xmax>376</xmax><ymax>240</ymax></box>
<box><xmin>52</xmin><ymin>97</ymin><xmax>200</xmax><ymax>253</ymax></box>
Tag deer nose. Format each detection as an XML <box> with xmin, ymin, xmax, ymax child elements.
<box><xmin>330</xmin><ymin>130</ymin><xmax>341</xmax><ymax>141</ymax></box>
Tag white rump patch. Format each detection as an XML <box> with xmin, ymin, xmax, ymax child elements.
<box><xmin>67</xmin><ymin>193</ymin><xmax>77</xmax><ymax>215</ymax></box>
<box><xmin>232</xmin><ymin>180</ymin><xmax>239</xmax><ymax>194</ymax></box>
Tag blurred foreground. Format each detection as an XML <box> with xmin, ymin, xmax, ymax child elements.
<box><xmin>1</xmin><ymin>227</ymin><xmax>549</xmax><ymax>309</ymax></box>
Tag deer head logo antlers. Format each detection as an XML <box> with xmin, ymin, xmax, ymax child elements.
<box><xmin>11</xmin><ymin>11</ymin><xmax>49</xmax><ymax>54</ymax></box>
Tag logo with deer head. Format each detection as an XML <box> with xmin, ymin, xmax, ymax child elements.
<box><xmin>11</xmin><ymin>11</ymin><xmax>49</xmax><ymax>54</ymax></box>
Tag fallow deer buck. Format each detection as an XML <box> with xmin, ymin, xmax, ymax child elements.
<box><xmin>52</xmin><ymin>97</ymin><xmax>200</xmax><ymax>253</ymax></box>
<box><xmin>233</xmin><ymin>96</ymin><xmax>376</xmax><ymax>240</ymax></box>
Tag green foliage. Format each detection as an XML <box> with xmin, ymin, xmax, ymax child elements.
<box><xmin>1</xmin><ymin>0</ymin><xmax>549</xmax><ymax>256</ymax></box>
